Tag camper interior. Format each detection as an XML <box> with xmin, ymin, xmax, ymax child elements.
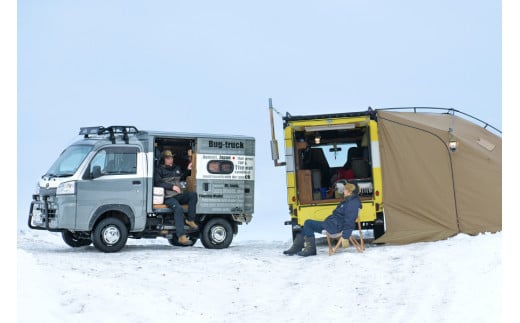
<box><xmin>294</xmin><ymin>124</ymin><xmax>373</xmax><ymax>204</ymax></box>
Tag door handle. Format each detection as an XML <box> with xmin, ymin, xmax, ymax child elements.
<box><xmin>132</xmin><ymin>181</ymin><xmax>141</xmax><ymax>185</ymax></box>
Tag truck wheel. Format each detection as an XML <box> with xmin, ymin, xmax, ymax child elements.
<box><xmin>200</xmin><ymin>218</ymin><xmax>233</xmax><ymax>249</ymax></box>
<box><xmin>91</xmin><ymin>217</ymin><xmax>128</xmax><ymax>253</ymax></box>
<box><xmin>168</xmin><ymin>233</ymin><xmax>199</xmax><ymax>247</ymax></box>
<box><xmin>62</xmin><ymin>231</ymin><xmax>92</xmax><ymax>247</ymax></box>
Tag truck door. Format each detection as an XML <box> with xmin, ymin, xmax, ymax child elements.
<box><xmin>76</xmin><ymin>146</ymin><xmax>146</xmax><ymax>231</ymax></box>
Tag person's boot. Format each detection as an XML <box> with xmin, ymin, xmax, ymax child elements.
<box><xmin>185</xmin><ymin>220</ymin><xmax>199</xmax><ymax>230</ymax></box>
<box><xmin>178</xmin><ymin>234</ymin><xmax>192</xmax><ymax>245</ymax></box>
<box><xmin>297</xmin><ymin>235</ymin><xmax>317</xmax><ymax>257</ymax></box>
<box><xmin>283</xmin><ymin>233</ymin><xmax>304</xmax><ymax>256</ymax></box>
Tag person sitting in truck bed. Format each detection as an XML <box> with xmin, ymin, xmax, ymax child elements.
<box><xmin>154</xmin><ymin>150</ymin><xmax>198</xmax><ymax>245</ymax></box>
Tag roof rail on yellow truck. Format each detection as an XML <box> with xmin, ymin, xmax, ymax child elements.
<box><xmin>268</xmin><ymin>99</ymin><xmax>502</xmax><ymax>244</ymax></box>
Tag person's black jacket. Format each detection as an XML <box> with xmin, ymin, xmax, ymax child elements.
<box><xmin>154</xmin><ymin>164</ymin><xmax>185</xmax><ymax>198</ymax></box>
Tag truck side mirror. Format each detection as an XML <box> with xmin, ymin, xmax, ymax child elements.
<box><xmin>92</xmin><ymin>165</ymin><xmax>102</xmax><ymax>179</ymax></box>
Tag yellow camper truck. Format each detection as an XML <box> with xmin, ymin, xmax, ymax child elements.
<box><xmin>269</xmin><ymin>99</ymin><xmax>502</xmax><ymax>243</ymax></box>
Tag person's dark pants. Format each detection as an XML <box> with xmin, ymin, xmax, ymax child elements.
<box><xmin>301</xmin><ymin>219</ymin><xmax>325</xmax><ymax>238</ymax></box>
<box><xmin>164</xmin><ymin>192</ymin><xmax>198</xmax><ymax>237</ymax></box>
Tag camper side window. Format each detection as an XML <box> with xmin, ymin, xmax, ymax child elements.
<box><xmin>207</xmin><ymin>160</ymin><xmax>234</xmax><ymax>174</ymax></box>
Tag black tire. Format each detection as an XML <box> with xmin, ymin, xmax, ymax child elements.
<box><xmin>62</xmin><ymin>231</ymin><xmax>92</xmax><ymax>247</ymax></box>
<box><xmin>200</xmin><ymin>218</ymin><xmax>233</xmax><ymax>249</ymax></box>
<box><xmin>91</xmin><ymin>217</ymin><xmax>128</xmax><ymax>253</ymax></box>
<box><xmin>168</xmin><ymin>233</ymin><xmax>199</xmax><ymax>247</ymax></box>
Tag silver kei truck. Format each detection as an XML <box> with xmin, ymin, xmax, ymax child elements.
<box><xmin>28</xmin><ymin>125</ymin><xmax>255</xmax><ymax>252</ymax></box>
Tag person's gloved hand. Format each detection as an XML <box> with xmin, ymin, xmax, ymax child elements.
<box><xmin>341</xmin><ymin>238</ymin><xmax>349</xmax><ymax>248</ymax></box>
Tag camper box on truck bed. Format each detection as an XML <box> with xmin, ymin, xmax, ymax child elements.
<box><xmin>269</xmin><ymin>100</ymin><xmax>501</xmax><ymax>244</ymax></box>
<box><xmin>28</xmin><ymin>125</ymin><xmax>255</xmax><ymax>252</ymax></box>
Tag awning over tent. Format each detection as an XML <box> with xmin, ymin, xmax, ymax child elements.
<box><xmin>374</xmin><ymin>111</ymin><xmax>501</xmax><ymax>244</ymax></box>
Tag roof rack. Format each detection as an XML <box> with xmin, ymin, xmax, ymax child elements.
<box><xmin>79</xmin><ymin>126</ymin><xmax>139</xmax><ymax>144</ymax></box>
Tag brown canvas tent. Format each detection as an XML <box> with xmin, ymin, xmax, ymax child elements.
<box><xmin>374</xmin><ymin>110</ymin><xmax>501</xmax><ymax>244</ymax></box>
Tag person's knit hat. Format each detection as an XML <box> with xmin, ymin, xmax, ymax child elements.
<box><xmin>162</xmin><ymin>150</ymin><xmax>175</xmax><ymax>158</ymax></box>
<box><xmin>335</xmin><ymin>180</ymin><xmax>357</xmax><ymax>194</ymax></box>
<box><xmin>345</xmin><ymin>183</ymin><xmax>357</xmax><ymax>193</ymax></box>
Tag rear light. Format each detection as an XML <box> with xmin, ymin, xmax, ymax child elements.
<box><xmin>292</xmin><ymin>196</ymin><xmax>296</xmax><ymax>202</ymax></box>
<box><xmin>375</xmin><ymin>190</ymin><xmax>380</xmax><ymax>196</ymax></box>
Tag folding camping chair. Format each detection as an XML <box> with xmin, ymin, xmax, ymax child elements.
<box><xmin>323</xmin><ymin>217</ymin><xmax>365</xmax><ymax>255</ymax></box>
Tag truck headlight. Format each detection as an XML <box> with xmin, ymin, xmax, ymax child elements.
<box><xmin>57</xmin><ymin>181</ymin><xmax>76</xmax><ymax>195</ymax></box>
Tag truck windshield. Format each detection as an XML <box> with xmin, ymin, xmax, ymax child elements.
<box><xmin>45</xmin><ymin>145</ymin><xmax>94</xmax><ymax>177</ymax></box>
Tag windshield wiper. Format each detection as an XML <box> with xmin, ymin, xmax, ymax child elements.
<box><xmin>44</xmin><ymin>173</ymin><xmax>73</xmax><ymax>178</ymax></box>
<box><xmin>55</xmin><ymin>173</ymin><xmax>74</xmax><ymax>177</ymax></box>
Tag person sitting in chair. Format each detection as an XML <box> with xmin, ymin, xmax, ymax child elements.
<box><xmin>283</xmin><ymin>181</ymin><xmax>361</xmax><ymax>257</ymax></box>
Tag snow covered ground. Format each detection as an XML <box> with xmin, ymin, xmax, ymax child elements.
<box><xmin>17</xmin><ymin>229</ymin><xmax>502</xmax><ymax>323</ymax></box>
